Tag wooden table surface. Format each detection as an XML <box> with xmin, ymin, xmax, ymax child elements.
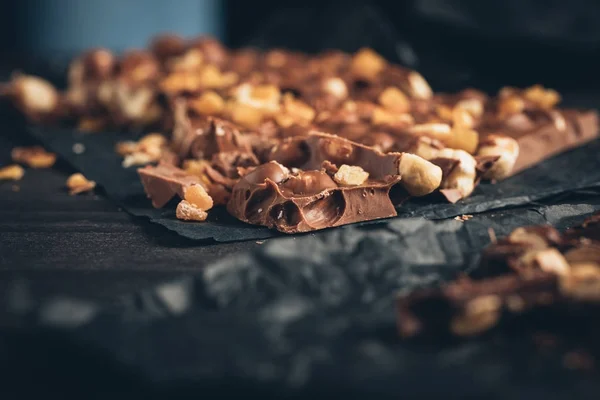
<box><xmin>0</xmin><ymin>121</ymin><xmax>258</xmax><ymax>307</ymax></box>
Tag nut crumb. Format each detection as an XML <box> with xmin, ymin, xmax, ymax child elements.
<box><xmin>256</xmin><ymin>240</ymin><xmax>265</xmax><ymax>245</ymax></box>
<box><xmin>334</xmin><ymin>164</ymin><xmax>369</xmax><ymax>186</ymax></box>
<box><xmin>0</xmin><ymin>164</ymin><xmax>25</xmax><ymax>181</ymax></box>
<box><xmin>72</xmin><ymin>143</ymin><xmax>86</xmax><ymax>154</ymax></box>
<box><xmin>176</xmin><ymin>200</ymin><xmax>208</xmax><ymax>222</ymax></box>
<box><xmin>66</xmin><ymin>173</ymin><xmax>96</xmax><ymax>195</ymax></box>
<box><xmin>183</xmin><ymin>184</ymin><xmax>214</xmax><ymax>211</ymax></box>
<box><xmin>11</xmin><ymin>146</ymin><xmax>56</xmax><ymax>168</ymax></box>
<box><xmin>488</xmin><ymin>228</ymin><xmax>497</xmax><ymax>244</ymax></box>
<box><xmin>454</xmin><ymin>214</ymin><xmax>473</xmax><ymax>222</ymax></box>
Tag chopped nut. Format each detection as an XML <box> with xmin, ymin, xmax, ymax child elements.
<box><xmin>446</xmin><ymin>127</ymin><xmax>479</xmax><ymax>154</ymax></box>
<box><xmin>372</xmin><ymin>107</ymin><xmax>413</xmax><ymax>127</ymax></box>
<box><xmin>183</xmin><ymin>184</ymin><xmax>213</xmax><ymax>211</ymax></box>
<box><xmin>412</xmin><ymin>136</ymin><xmax>444</xmax><ymax>160</ymax></box>
<box><xmin>408</xmin><ymin>123</ymin><xmax>453</xmax><ymax>142</ymax></box>
<box><xmin>498</xmin><ymin>96</ymin><xmax>525</xmax><ymax>118</ymax></box>
<box><xmin>436</xmin><ymin>149</ymin><xmax>477</xmax><ymax>200</ymax></box>
<box><xmin>517</xmin><ymin>248</ymin><xmax>571</xmax><ymax>276</ymax></box>
<box><xmin>454</xmin><ymin>214</ymin><xmax>473</xmax><ymax>222</ymax></box>
<box><xmin>350</xmin><ymin>48</ymin><xmax>386</xmax><ymax>81</ymax></box>
<box><xmin>455</xmin><ymin>98</ymin><xmax>484</xmax><ymax>119</ymax></box>
<box><xmin>508</xmin><ymin>227</ymin><xmax>551</xmax><ymax>249</ymax></box>
<box><xmin>11</xmin><ymin>146</ymin><xmax>57</xmax><ymax>168</ymax></box>
<box><xmin>0</xmin><ymin>164</ymin><xmax>25</xmax><ymax>181</ymax></box>
<box><xmin>227</xmin><ymin>102</ymin><xmax>264</xmax><ymax>128</ymax></box>
<box><xmin>398</xmin><ymin>153</ymin><xmax>443</xmax><ymax>197</ymax></box>
<box><xmin>523</xmin><ymin>84</ymin><xmax>561</xmax><ymax>109</ymax></box>
<box><xmin>233</xmin><ymin>83</ymin><xmax>280</xmax><ymax>113</ymax></box>
<box><xmin>378</xmin><ymin>87</ymin><xmax>410</xmax><ymax>113</ymax></box>
<box><xmin>5</xmin><ymin>74</ymin><xmax>59</xmax><ymax>121</ymax></box>
<box><xmin>176</xmin><ymin>200</ymin><xmax>208</xmax><ymax>221</ymax></box>
<box><xmin>334</xmin><ymin>164</ymin><xmax>369</xmax><ymax>186</ymax></box>
<box><xmin>280</xmin><ymin>93</ymin><xmax>315</xmax><ymax>124</ymax></box>
<box><xmin>66</xmin><ymin>173</ymin><xmax>96</xmax><ymax>195</ymax></box>
<box><xmin>450</xmin><ymin>295</ymin><xmax>502</xmax><ymax>336</ymax></box>
<box><xmin>406</xmin><ymin>71</ymin><xmax>433</xmax><ymax>100</ymax></box>
<box><xmin>198</xmin><ymin>65</ymin><xmax>238</xmax><ymax>89</ymax></box>
<box><xmin>122</xmin><ymin>152</ymin><xmax>155</xmax><ymax>168</ymax></box>
<box><xmin>115</xmin><ymin>140</ymin><xmax>139</xmax><ymax>156</ymax></box>
<box><xmin>436</xmin><ymin>105</ymin><xmax>454</xmax><ymax>121</ymax></box>
<box><xmin>549</xmin><ymin>110</ymin><xmax>567</xmax><ymax>131</ymax></box>
<box><xmin>477</xmin><ymin>134</ymin><xmax>519</xmax><ymax>180</ymax></box>
<box><xmin>322</xmin><ymin>77</ymin><xmax>348</xmax><ymax>99</ymax></box>
<box><xmin>559</xmin><ymin>262</ymin><xmax>600</xmax><ymax>302</ymax></box>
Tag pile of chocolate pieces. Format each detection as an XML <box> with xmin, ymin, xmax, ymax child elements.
<box><xmin>2</xmin><ymin>35</ymin><xmax>597</xmax><ymax>233</ymax></box>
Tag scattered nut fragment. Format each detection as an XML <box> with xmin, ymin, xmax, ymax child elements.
<box><xmin>436</xmin><ymin>149</ymin><xmax>477</xmax><ymax>200</ymax></box>
<box><xmin>378</xmin><ymin>87</ymin><xmax>410</xmax><ymax>113</ymax></box>
<box><xmin>77</xmin><ymin>117</ymin><xmax>108</xmax><ymax>133</ymax></box>
<box><xmin>450</xmin><ymin>295</ymin><xmax>502</xmax><ymax>336</ymax></box>
<box><xmin>233</xmin><ymin>83</ymin><xmax>281</xmax><ymax>113</ymax></box>
<box><xmin>227</xmin><ymin>102</ymin><xmax>264</xmax><ymax>128</ymax></box>
<box><xmin>66</xmin><ymin>172</ymin><xmax>96</xmax><ymax>195</ymax></box>
<box><xmin>11</xmin><ymin>146</ymin><xmax>57</xmax><ymax>168</ymax></box>
<box><xmin>167</xmin><ymin>49</ymin><xmax>204</xmax><ymax>71</ymax></box>
<box><xmin>176</xmin><ymin>200</ymin><xmax>208</xmax><ymax>221</ymax></box>
<box><xmin>3</xmin><ymin>74</ymin><xmax>59</xmax><ymax>121</ymax></box>
<box><xmin>559</xmin><ymin>262</ymin><xmax>600</xmax><ymax>302</ymax></box>
<box><xmin>477</xmin><ymin>134</ymin><xmax>519</xmax><ymax>180</ymax></box>
<box><xmin>333</xmin><ymin>164</ymin><xmax>369</xmax><ymax>186</ymax></box>
<box><xmin>406</xmin><ymin>71</ymin><xmax>433</xmax><ymax>100</ymax></box>
<box><xmin>523</xmin><ymin>84</ymin><xmax>561</xmax><ymax>109</ymax></box>
<box><xmin>183</xmin><ymin>184</ymin><xmax>214</xmax><ymax>211</ymax></box>
<box><xmin>115</xmin><ymin>141</ymin><xmax>139</xmax><ymax>156</ymax></box>
<box><xmin>398</xmin><ymin>153</ymin><xmax>443</xmax><ymax>197</ymax></box>
<box><xmin>0</xmin><ymin>164</ymin><xmax>25</xmax><ymax>181</ymax></box>
<box><xmin>117</xmin><ymin>133</ymin><xmax>166</xmax><ymax>167</ymax></box>
<box><xmin>508</xmin><ymin>227</ymin><xmax>551</xmax><ymax>250</ymax></box>
<box><xmin>350</xmin><ymin>48</ymin><xmax>386</xmax><ymax>81</ymax></box>
<box><xmin>122</xmin><ymin>152</ymin><xmax>156</xmax><ymax>168</ymax></box>
<box><xmin>454</xmin><ymin>214</ymin><xmax>473</xmax><ymax>222</ymax></box>
<box><xmin>455</xmin><ymin>98</ymin><xmax>484</xmax><ymax>119</ymax></box>
<box><xmin>189</xmin><ymin>91</ymin><xmax>225</xmax><ymax>115</ymax></box>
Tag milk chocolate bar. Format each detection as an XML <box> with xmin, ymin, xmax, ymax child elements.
<box><xmin>227</xmin><ymin>132</ymin><xmax>444</xmax><ymax>233</ymax></box>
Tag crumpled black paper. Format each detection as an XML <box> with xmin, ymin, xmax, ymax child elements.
<box><xmin>27</xmin><ymin>124</ymin><xmax>600</xmax><ymax>242</ymax></box>
<box><xmin>4</xmin><ymin>199</ymin><xmax>600</xmax><ymax>399</ymax></box>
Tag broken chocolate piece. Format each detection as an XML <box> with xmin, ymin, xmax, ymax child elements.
<box><xmin>138</xmin><ymin>162</ymin><xmax>203</xmax><ymax>208</ymax></box>
<box><xmin>226</xmin><ymin>161</ymin><xmax>404</xmax><ymax>233</ymax></box>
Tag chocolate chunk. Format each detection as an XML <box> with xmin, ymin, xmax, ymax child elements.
<box><xmin>226</xmin><ymin>161</ymin><xmax>404</xmax><ymax>233</ymax></box>
<box><xmin>137</xmin><ymin>162</ymin><xmax>202</xmax><ymax>208</ymax></box>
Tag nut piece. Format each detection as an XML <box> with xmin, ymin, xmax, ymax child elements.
<box><xmin>66</xmin><ymin>173</ymin><xmax>96</xmax><ymax>195</ymax></box>
<box><xmin>508</xmin><ymin>227</ymin><xmax>551</xmax><ymax>249</ymax></box>
<box><xmin>5</xmin><ymin>74</ymin><xmax>59</xmax><ymax>121</ymax></box>
<box><xmin>372</xmin><ymin>107</ymin><xmax>413</xmax><ymax>127</ymax></box>
<box><xmin>189</xmin><ymin>91</ymin><xmax>225</xmax><ymax>115</ymax></box>
<box><xmin>322</xmin><ymin>77</ymin><xmax>348</xmax><ymax>99</ymax></box>
<box><xmin>176</xmin><ymin>200</ymin><xmax>208</xmax><ymax>222</ymax></box>
<box><xmin>0</xmin><ymin>164</ymin><xmax>25</xmax><ymax>181</ymax></box>
<box><xmin>398</xmin><ymin>153</ymin><xmax>443</xmax><ymax>197</ymax></box>
<box><xmin>378</xmin><ymin>87</ymin><xmax>410</xmax><ymax>113</ymax></box>
<box><xmin>117</xmin><ymin>133</ymin><xmax>167</xmax><ymax>167</ymax></box>
<box><xmin>227</xmin><ymin>102</ymin><xmax>264</xmax><ymax>128</ymax></box>
<box><xmin>406</xmin><ymin>71</ymin><xmax>433</xmax><ymax>100</ymax></box>
<box><xmin>233</xmin><ymin>83</ymin><xmax>281</xmax><ymax>113</ymax></box>
<box><xmin>436</xmin><ymin>149</ymin><xmax>477</xmax><ymax>200</ymax></box>
<box><xmin>523</xmin><ymin>84</ymin><xmax>561</xmax><ymax>109</ymax></box>
<box><xmin>498</xmin><ymin>96</ymin><xmax>525</xmax><ymax>119</ymax></box>
<box><xmin>183</xmin><ymin>184</ymin><xmax>214</xmax><ymax>211</ymax></box>
<box><xmin>517</xmin><ymin>248</ymin><xmax>571</xmax><ymax>276</ymax></box>
<box><xmin>408</xmin><ymin>123</ymin><xmax>453</xmax><ymax>142</ymax></box>
<box><xmin>412</xmin><ymin>136</ymin><xmax>445</xmax><ymax>160</ymax></box>
<box><xmin>333</xmin><ymin>164</ymin><xmax>369</xmax><ymax>186</ymax></box>
<box><xmin>11</xmin><ymin>146</ymin><xmax>57</xmax><ymax>168</ymax></box>
<box><xmin>350</xmin><ymin>48</ymin><xmax>386</xmax><ymax>81</ymax></box>
<box><xmin>477</xmin><ymin>134</ymin><xmax>519</xmax><ymax>180</ymax></box>
<box><xmin>455</xmin><ymin>98</ymin><xmax>484</xmax><ymax>119</ymax></box>
<box><xmin>450</xmin><ymin>295</ymin><xmax>502</xmax><ymax>336</ymax></box>
<box><xmin>559</xmin><ymin>263</ymin><xmax>600</xmax><ymax>302</ymax></box>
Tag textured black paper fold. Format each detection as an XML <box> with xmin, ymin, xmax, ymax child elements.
<box><xmin>27</xmin><ymin>124</ymin><xmax>600</xmax><ymax>242</ymax></box>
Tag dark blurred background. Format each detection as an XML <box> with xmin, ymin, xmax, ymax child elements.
<box><xmin>1</xmin><ymin>0</ymin><xmax>600</xmax><ymax>94</ymax></box>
